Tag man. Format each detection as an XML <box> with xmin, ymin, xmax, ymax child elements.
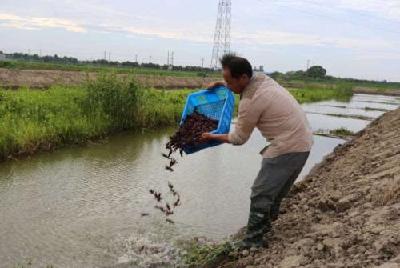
<box><xmin>202</xmin><ymin>54</ymin><xmax>313</xmax><ymax>249</ymax></box>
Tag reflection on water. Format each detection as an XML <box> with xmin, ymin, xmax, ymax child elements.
<box><xmin>0</xmin><ymin>94</ymin><xmax>399</xmax><ymax>267</ymax></box>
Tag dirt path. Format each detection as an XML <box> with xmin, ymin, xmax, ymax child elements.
<box><xmin>220</xmin><ymin>108</ymin><xmax>400</xmax><ymax>268</ymax></box>
<box><xmin>0</xmin><ymin>68</ymin><xmax>215</xmax><ymax>89</ymax></box>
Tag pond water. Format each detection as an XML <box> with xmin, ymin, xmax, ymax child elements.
<box><xmin>0</xmin><ymin>94</ymin><xmax>399</xmax><ymax>267</ymax></box>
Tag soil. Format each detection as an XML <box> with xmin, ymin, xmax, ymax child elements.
<box><xmin>0</xmin><ymin>68</ymin><xmax>215</xmax><ymax>89</ymax></box>
<box><xmin>218</xmin><ymin>108</ymin><xmax>400</xmax><ymax>268</ymax></box>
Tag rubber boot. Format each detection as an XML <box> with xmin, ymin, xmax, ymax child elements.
<box><xmin>270</xmin><ymin>203</ymin><xmax>280</xmax><ymax>222</ymax></box>
<box><xmin>235</xmin><ymin>210</ymin><xmax>270</xmax><ymax>250</ymax></box>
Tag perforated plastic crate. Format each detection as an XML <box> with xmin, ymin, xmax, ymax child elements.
<box><xmin>180</xmin><ymin>86</ymin><xmax>234</xmax><ymax>154</ymax></box>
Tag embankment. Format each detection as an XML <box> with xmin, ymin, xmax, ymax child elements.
<box><xmin>2</xmin><ymin>68</ymin><xmax>399</xmax><ymax>96</ymax></box>
<box><xmin>219</xmin><ymin>108</ymin><xmax>400</xmax><ymax>267</ymax></box>
<box><xmin>0</xmin><ymin>68</ymin><xmax>215</xmax><ymax>89</ymax></box>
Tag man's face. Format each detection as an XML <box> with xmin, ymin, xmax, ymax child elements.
<box><xmin>222</xmin><ymin>68</ymin><xmax>250</xmax><ymax>94</ymax></box>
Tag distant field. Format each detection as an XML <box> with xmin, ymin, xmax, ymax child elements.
<box><xmin>277</xmin><ymin>78</ymin><xmax>400</xmax><ymax>96</ymax></box>
<box><xmin>1</xmin><ymin>60</ymin><xmax>399</xmax><ymax>95</ymax></box>
<box><xmin>0</xmin><ymin>60</ymin><xmax>220</xmax><ymax>78</ymax></box>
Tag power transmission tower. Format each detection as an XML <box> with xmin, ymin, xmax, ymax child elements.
<box><xmin>210</xmin><ymin>0</ymin><xmax>231</xmax><ymax>69</ymax></box>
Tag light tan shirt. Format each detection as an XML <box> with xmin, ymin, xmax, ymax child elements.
<box><xmin>228</xmin><ymin>73</ymin><xmax>313</xmax><ymax>158</ymax></box>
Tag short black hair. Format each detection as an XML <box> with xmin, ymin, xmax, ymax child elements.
<box><xmin>220</xmin><ymin>54</ymin><xmax>253</xmax><ymax>78</ymax></box>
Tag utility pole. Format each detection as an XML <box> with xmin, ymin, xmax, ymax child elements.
<box><xmin>201</xmin><ymin>57</ymin><xmax>204</xmax><ymax>68</ymax></box>
<box><xmin>167</xmin><ymin>51</ymin><xmax>170</xmax><ymax>66</ymax></box>
<box><xmin>306</xmin><ymin>59</ymin><xmax>310</xmax><ymax>70</ymax></box>
<box><xmin>135</xmin><ymin>54</ymin><xmax>138</xmax><ymax>63</ymax></box>
<box><xmin>171</xmin><ymin>51</ymin><xmax>174</xmax><ymax>66</ymax></box>
<box><xmin>104</xmin><ymin>50</ymin><xmax>107</xmax><ymax>60</ymax></box>
<box><xmin>211</xmin><ymin>0</ymin><xmax>231</xmax><ymax>69</ymax></box>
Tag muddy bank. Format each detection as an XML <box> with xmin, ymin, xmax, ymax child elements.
<box><xmin>353</xmin><ymin>86</ymin><xmax>400</xmax><ymax>96</ymax></box>
<box><xmin>0</xmin><ymin>68</ymin><xmax>215</xmax><ymax>89</ymax></box>
<box><xmin>219</xmin><ymin>108</ymin><xmax>400</xmax><ymax>268</ymax></box>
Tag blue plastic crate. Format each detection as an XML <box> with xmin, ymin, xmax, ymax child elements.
<box><xmin>180</xmin><ymin>86</ymin><xmax>234</xmax><ymax>154</ymax></box>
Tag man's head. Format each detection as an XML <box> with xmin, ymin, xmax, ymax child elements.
<box><xmin>220</xmin><ymin>54</ymin><xmax>253</xmax><ymax>94</ymax></box>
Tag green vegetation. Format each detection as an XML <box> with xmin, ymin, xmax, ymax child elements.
<box><xmin>330</xmin><ymin>127</ymin><xmax>354</xmax><ymax>137</ymax></box>
<box><xmin>0</xmin><ymin>74</ymin><xmax>190</xmax><ymax>161</ymax></box>
<box><xmin>325</xmin><ymin>113</ymin><xmax>374</xmax><ymax>121</ymax></box>
<box><xmin>314</xmin><ymin>127</ymin><xmax>355</xmax><ymax>140</ymax></box>
<box><xmin>290</xmin><ymin>83</ymin><xmax>353</xmax><ymax>103</ymax></box>
<box><xmin>182</xmin><ymin>241</ymin><xmax>233</xmax><ymax>267</ymax></box>
<box><xmin>0</xmin><ymin>74</ymin><xmax>358</xmax><ymax>161</ymax></box>
<box><xmin>365</xmin><ymin>106</ymin><xmax>389</xmax><ymax>112</ymax></box>
<box><xmin>270</xmin><ymin>67</ymin><xmax>400</xmax><ymax>94</ymax></box>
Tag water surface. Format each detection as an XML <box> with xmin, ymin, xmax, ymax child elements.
<box><xmin>0</xmin><ymin>94</ymin><xmax>399</xmax><ymax>267</ymax></box>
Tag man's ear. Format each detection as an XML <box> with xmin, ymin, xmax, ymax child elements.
<box><xmin>242</xmin><ymin>74</ymin><xmax>250</xmax><ymax>82</ymax></box>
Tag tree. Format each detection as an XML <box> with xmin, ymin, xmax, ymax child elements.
<box><xmin>306</xmin><ymin>66</ymin><xmax>326</xmax><ymax>78</ymax></box>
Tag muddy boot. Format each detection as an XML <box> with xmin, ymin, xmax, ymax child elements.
<box><xmin>234</xmin><ymin>211</ymin><xmax>270</xmax><ymax>250</ymax></box>
<box><xmin>270</xmin><ymin>203</ymin><xmax>280</xmax><ymax>222</ymax></box>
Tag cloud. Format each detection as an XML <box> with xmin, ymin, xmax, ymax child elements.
<box><xmin>232</xmin><ymin>30</ymin><xmax>394</xmax><ymax>51</ymax></box>
<box><xmin>0</xmin><ymin>12</ymin><xmax>86</xmax><ymax>32</ymax></box>
<box><xmin>336</xmin><ymin>0</ymin><xmax>400</xmax><ymax>21</ymax></box>
<box><xmin>0</xmin><ymin>11</ymin><xmax>394</xmax><ymax>52</ymax></box>
<box><xmin>283</xmin><ymin>0</ymin><xmax>400</xmax><ymax>22</ymax></box>
<box><xmin>93</xmin><ymin>23</ymin><xmax>211</xmax><ymax>43</ymax></box>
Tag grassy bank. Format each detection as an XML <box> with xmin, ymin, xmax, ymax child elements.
<box><xmin>0</xmin><ymin>76</ymin><xmax>353</xmax><ymax>161</ymax></box>
<box><xmin>0</xmin><ymin>75</ymin><xmax>189</xmax><ymax>161</ymax></box>
<box><xmin>290</xmin><ymin>83</ymin><xmax>353</xmax><ymax>103</ymax></box>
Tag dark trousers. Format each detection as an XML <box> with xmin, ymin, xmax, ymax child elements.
<box><xmin>245</xmin><ymin>151</ymin><xmax>310</xmax><ymax>242</ymax></box>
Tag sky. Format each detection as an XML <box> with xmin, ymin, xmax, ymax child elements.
<box><xmin>0</xmin><ymin>0</ymin><xmax>399</xmax><ymax>81</ymax></box>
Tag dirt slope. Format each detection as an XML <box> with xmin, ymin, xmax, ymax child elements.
<box><xmin>0</xmin><ymin>68</ymin><xmax>215</xmax><ymax>89</ymax></box>
<box><xmin>221</xmin><ymin>108</ymin><xmax>400</xmax><ymax>268</ymax></box>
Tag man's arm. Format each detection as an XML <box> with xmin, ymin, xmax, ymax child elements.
<box><xmin>202</xmin><ymin>98</ymin><xmax>262</xmax><ymax>145</ymax></box>
<box><xmin>201</xmin><ymin>133</ymin><xmax>231</xmax><ymax>143</ymax></box>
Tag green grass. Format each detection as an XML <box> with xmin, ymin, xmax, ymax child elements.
<box><xmin>181</xmin><ymin>240</ymin><xmax>233</xmax><ymax>267</ymax></box>
<box><xmin>275</xmin><ymin>76</ymin><xmax>400</xmax><ymax>93</ymax></box>
<box><xmin>289</xmin><ymin>83</ymin><xmax>353</xmax><ymax>103</ymax></box>
<box><xmin>0</xmin><ymin>75</ymin><xmax>356</xmax><ymax>161</ymax></box>
<box><xmin>0</xmin><ymin>74</ymin><xmax>191</xmax><ymax>161</ymax></box>
<box><xmin>330</xmin><ymin>128</ymin><xmax>354</xmax><ymax>137</ymax></box>
<box><xmin>314</xmin><ymin>127</ymin><xmax>355</xmax><ymax>140</ymax></box>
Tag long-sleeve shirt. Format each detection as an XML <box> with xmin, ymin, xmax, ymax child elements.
<box><xmin>228</xmin><ymin>73</ymin><xmax>313</xmax><ymax>158</ymax></box>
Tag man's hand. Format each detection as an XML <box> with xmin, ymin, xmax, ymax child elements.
<box><xmin>201</xmin><ymin>133</ymin><xmax>213</xmax><ymax>141</ymax></box>
<box><xmin>206</xmin><ymin>81</ymin><xmax>226</xmax><ymax>90</ymax></box>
